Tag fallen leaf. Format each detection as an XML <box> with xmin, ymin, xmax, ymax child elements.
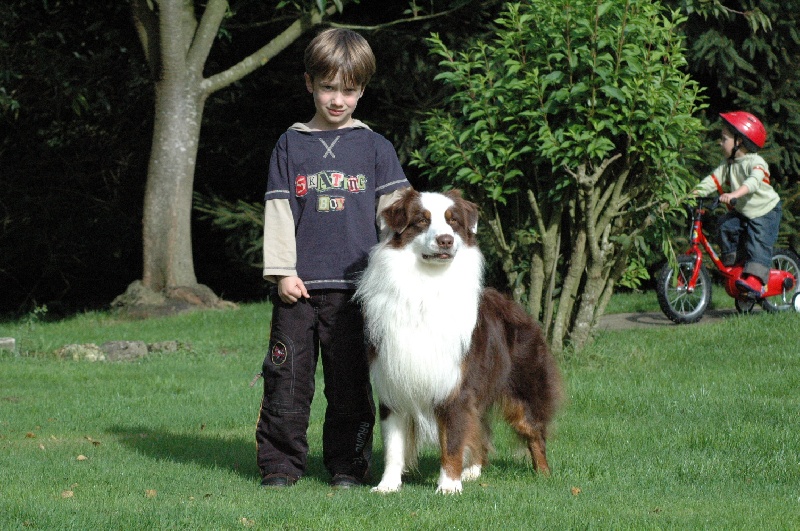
<box><xmin>61</xmin><ymin>490</ymin><xmax>74</xmax><ymax>498</ymax></box>
<box><xmin>145</xmin><ymin>489</ymin><xmax>157</xmax><ymax>498</ymax></box>
<box><xmin>240</xmin><ymin>517</ymin><xmax>255</xmax><ymax>527</ymax></box>
<box><xmin>571</xmin><ymin>486</ymin><xmax>582</xmax><ymax>496</ymax></box>
<box><xmin>76</xmin><ymin>454</ymin><xmax>88</xmax><ymax>461</ymax></box>
<box><xmin>25</xmin><ymin>432</ymin><xmax>36</xmax><ymax>439</ymax></box>
<box><xmin>38</xmin><ymin>444</ymin><xmax>45</xmax><ymax>450</ymax></box>
<box><xmin>85</xmin><ymin>436</ymin><xmax>101</xmax><ymax>446</ymax></box>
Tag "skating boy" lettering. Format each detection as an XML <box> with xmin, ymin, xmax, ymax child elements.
<box><xmin>295</xmin><ymin>170</ymin><xmax>367</xmax><ymax>212</ymax></box>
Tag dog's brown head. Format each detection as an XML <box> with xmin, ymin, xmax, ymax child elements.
<box><xmin>382</xmin><ymin>189</ymin><xmax>479</xmax><ymax>264</ymax></box>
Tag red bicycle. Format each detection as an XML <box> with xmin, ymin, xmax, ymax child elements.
<box><xmin>656</xmin><ymin>197</ymin><xmax>800</xmax><ymax>324</ymax></box>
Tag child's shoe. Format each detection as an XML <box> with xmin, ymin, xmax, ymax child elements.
<box><xmin>736</xmin><ymin>275</ymin><xmax>766</xmax><ymax>297</ymax></box>
<box><xmin>260</xmin><ymin>473</ymin><xmax>298</xmax><ymax>488</ymax></box>
<box><xmin>721</xmin><ymin>253</ymin><xmax>737</xmax><ymax>267</ymax></box>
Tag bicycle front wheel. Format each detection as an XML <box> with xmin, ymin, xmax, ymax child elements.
<box><xmin>656</xmin><ymin>255</ymin><xmax>712</xmax><ymax>324</ymax></box>
<box><xmin>762</xmin><ymin>248</ymin><xmax>800</xmax><ymax>312</ymax></box>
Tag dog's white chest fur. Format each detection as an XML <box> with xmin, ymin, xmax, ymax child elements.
<box><xmin>362</xmin><ymin>243</ymin><xmax>482</xmax><ymax>415</ymax></box>
<box><xmin>356</xmin><ymin>192</ymin><xmax>483</xmax><ymax>427</ymax></box>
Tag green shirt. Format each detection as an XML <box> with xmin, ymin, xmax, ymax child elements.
<box><xmin>694</xmin><ymin>153</ymin><xmax>779</xmax><ymax>219</ymax></box>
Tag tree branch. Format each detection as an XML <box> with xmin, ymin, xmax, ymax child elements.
<box><xmin>131</xmin><ymin>0</ymin><xmax>161</xmax><ymax>78</ymax></box>
<box><xmin>201</xmin><ymin>5</ymin><xmax>334</xmax><ymax>95</ymax></box>
<box><xmin>187</xmin><ymin>0</ymin><xmax>229</xmax><ymax>77</ymax></box>
<box><xmin>328</xmin><ymin>3</ymin><xmax>471</xmax><ymax>31</ymax></box>
<box><xmin>526</xmin><ymin>188</ymin><xmax>547</xmax><ymax>236</ymax></box>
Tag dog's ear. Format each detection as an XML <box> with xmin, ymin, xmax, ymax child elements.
<box><xmin>446</xmin><ymin>189</ymin><xmax>479</xmax><ymax>235</ymax></box>
<box><xmin>464</xmin><ymin>199</ymin><xmax>479</xmax><ymax>235</ymax></box>
<box><xmin>382</xmin><ymin>188</ymin><xmax>419</xmax><ymax>233</ymax></box>
<box><xmin>468</xmin><ymin>207</ymin><xmax>479</xmax><ymax>234</ymax></box>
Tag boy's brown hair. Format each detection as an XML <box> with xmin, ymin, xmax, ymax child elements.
<box><xmin>304</xmin><ymin>28</ymin><xmax>376</xmax><ymax>89</ymax></box>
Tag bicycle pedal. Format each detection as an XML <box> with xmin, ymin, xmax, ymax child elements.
<box><xmin>735</xmin><ymin>278</ymin><xmax>766</xmax><ymax>298</ymax></box>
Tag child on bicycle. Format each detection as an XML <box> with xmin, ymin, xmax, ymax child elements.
<box><xmin>692</xmin><ymin>111</ymin><xmax>782</xmax><ymax>296</ymax></box>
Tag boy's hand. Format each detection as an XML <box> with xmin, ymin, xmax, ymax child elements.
<box><xmin>277</xmin><ymin>276</ymin><xmax>310</xmax><ymax>304</ymax></box>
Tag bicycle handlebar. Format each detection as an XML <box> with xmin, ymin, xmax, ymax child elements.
<box><xmin>694</xmin><ymin>196</ymin><xmax>736</xmax><ymax>210</ymax></box>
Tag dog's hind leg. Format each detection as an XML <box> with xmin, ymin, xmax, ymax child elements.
<box><xmin>372</xmin><ymin>409</ymin><xmax>408</xmax><ymax>493</ymax></box>
<box><xmin>460</xmin><ymin>448</ymin><xmax>482</xmax><ymax>482</ymax></box>
<box><xmin>460</xmin><ymin>416</ymin><xmax>491</xmax><ymax>482</ymax></box>
<box><xmin>525</xmin><ymin>425</ymin><xmax>550</xmax><ymax>475</ymax></box>
<box><xmin>503</xmin><ymin>398</ymin><xmax>551</xmax><ymax>475</ymax></box>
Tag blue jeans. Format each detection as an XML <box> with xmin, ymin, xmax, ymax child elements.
<box><xmin>717</xmin><ymin>201</ymin><xmax>782</xmax><ymax>283</ymax></box>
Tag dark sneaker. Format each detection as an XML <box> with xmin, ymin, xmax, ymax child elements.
<box><xmin>261</xmin><ymin>473</ymin><xmax>298</xmax><ymax>488</ymax></box>
<box><xmin>721</xmin><ymin>253</ymin><xmax>737</xmax><ymax>267</ymax></box>
<box><xmin>330</xmin><ymin>474</ymin><xmax>363</xmax><ymax>489</ymax></box>
<box><xmin>736</xmin><ymin>276</ymin><xmax>766</xmax><ymax>298</ymax></box>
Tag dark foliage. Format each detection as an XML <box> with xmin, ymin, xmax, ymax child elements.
<box><xmin>0</xmin><ymin>0</ymin><xmax>151</xmax><ymax>315</ymax></box>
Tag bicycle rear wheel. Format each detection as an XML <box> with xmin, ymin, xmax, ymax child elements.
<box><xmin>656</xmin><ymin>255</ymin><xmax>712</xmax><ymax>324</ymax></box>
<box><xmin>761</xmin><ymin>248</ymin><xmax>800</xmax><ymax>312</ymax></box>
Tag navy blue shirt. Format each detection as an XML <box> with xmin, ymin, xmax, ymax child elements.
<box><xmin>265</xmin><ymin>125</ymin><xmax>409</xmax><ymax>289</ymax></box>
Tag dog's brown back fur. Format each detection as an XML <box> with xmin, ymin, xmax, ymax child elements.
<box><xmin>435</xmin><ymin>287</ymin><xmax>562</xmax><ymax>478</ymax></box>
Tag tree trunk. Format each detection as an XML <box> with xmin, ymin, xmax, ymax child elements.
<box><xmin>551</xmin><ymin>229</ymin><xmax>586</xmax><ymax>353</ymax></box>
<box><xmin>142</xmin><ymin>78</ymin><xmax>205</xmax><ymax>292</ymax></box>
<box><xmin>570</xmin><ymin>256</ymin><xmax>605</xmax><ymax>352</ymax></box>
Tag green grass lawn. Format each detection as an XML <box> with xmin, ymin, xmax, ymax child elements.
<box><xmin>1</xmin><ymin>300</ymin><xmax>799</xmax><ymax>529</ymax></box>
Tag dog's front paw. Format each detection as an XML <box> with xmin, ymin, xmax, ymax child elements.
<box><xmin>371</xmin><ymin>464</ymin><xmax>403</xmax><ymax>493</ymax></box>
<box><xmin>435</xmin><ymin>474</ymin><xmax>463</xmax><ymax>495</ymax></box>
<box><xmin>371</xmin><ymin>482</ymin><xmax>402</xmax><ymax>494</ymax></box>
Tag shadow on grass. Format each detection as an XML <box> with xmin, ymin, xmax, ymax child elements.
<box><xmin>108</xmin><ymin>425</ymin><xmax>323</xmax><ymax>483</ymax></box>
<box><xmin>109</xmin><ymin>425</ymin><xmax>540</xmax><ymax>488</ymax></box>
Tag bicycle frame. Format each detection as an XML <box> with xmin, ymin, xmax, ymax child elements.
<box><xmin>683</xmin><ymin>201</ymin><xmax>795</xmax><ymax>300</ymax></box>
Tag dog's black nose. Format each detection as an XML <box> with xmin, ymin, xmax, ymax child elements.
<box><xmin>436</xmin><ymin>234</ymin><xmax>454</xmax><ymax>249</ymax></box>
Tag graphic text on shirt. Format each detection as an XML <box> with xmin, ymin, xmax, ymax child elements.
<box><xmin>295</xmin><ymin>170</ymin><xmax>367</xmax><ymax>212</ymax></box>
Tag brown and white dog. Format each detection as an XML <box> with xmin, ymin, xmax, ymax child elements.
<box><xmin>355</xmin><ymin>189</ymin><xmax>562</xmax><ymax>494</ymax></box>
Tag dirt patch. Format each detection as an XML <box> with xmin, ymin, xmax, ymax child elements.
<box><xmin>110</xmin><ymin>280</ymin><xmax>238</xmax><ymax>319</ymax></box>
<box><xmin>597</xmin><ymin>308</ymin><xmax>739</xmax><ymax>330</ymax></box>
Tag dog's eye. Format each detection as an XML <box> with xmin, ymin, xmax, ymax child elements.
<box><xmin>445</xmin><ymin>210</ymin><xmax>460</xmax><ymax>228</ymax></box>
<box><xmin>415</xmin><ymin>216</ymin><xmax>429</xmax><ymax>227</ymax></box>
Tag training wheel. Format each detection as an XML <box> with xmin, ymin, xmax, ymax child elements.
<box><xmin>794</xmin><ymin>292</ymin><xmax>800</xmax><ymax>312</ymax></box>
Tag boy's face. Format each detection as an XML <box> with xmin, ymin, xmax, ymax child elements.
<box><xmin>719</xmin><ymin>126</ymin><xmax>741</xmax><ymax>158</ymax></box>
<box><xmin>305</xmin><ymin>72</ymin><xmax>364</xmax><ymax>130</ymax></box>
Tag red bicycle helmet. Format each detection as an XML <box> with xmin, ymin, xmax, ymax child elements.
<box><xmin>720</xmin><ymin>111</ymin><xmax>767</xmax><ymax>150</ymax></box>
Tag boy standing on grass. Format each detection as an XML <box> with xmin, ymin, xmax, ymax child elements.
<box><xmin>255</xmin><ymin>28</ymin><xmax>410</xmax><ymax>489</ymax></box>
<box><xmin>693</xmin><ymin>111</ymin><xmax>781</xmax><ymax>296</ymax></box>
